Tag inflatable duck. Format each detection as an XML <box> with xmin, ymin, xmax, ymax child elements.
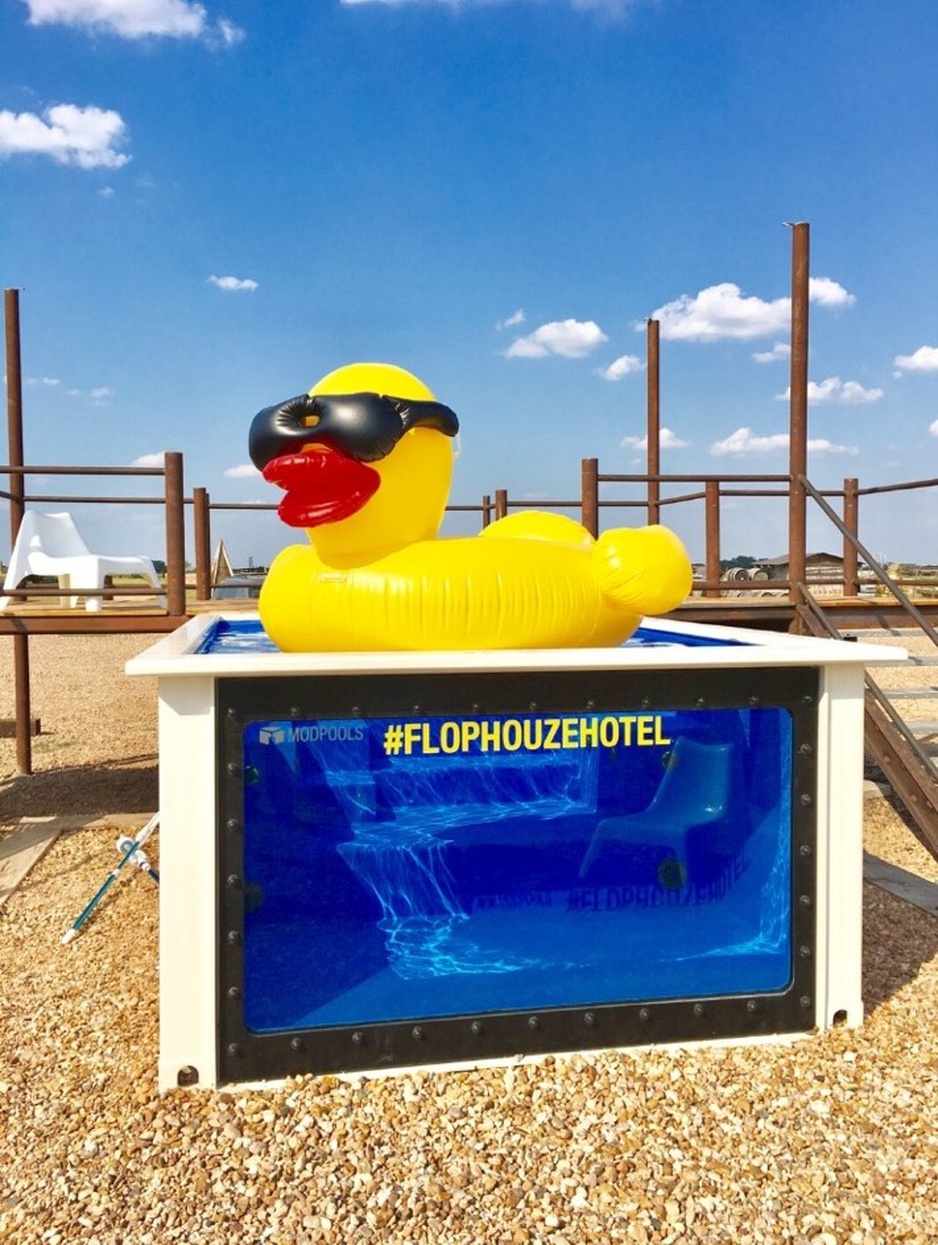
<box><xmin>249</xmin><ymin>362</ymin><xmax>692</xmax><ymax>652</ymax></box>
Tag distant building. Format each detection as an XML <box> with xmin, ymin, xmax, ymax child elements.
<box><xmin>755</xmin><ymin>552</ymin><xmax>845</xmax><ymax>582</ymax></box>
<box><xmin>754</xmin><ymin>552</ymin><xmax>846</xmax><ymax>596</ymax></box>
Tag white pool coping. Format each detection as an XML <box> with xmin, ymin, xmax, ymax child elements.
<box><xmin>126</xmin><ymin>613</ymin><xmax>907</xmax><ymax>678</ymax></box>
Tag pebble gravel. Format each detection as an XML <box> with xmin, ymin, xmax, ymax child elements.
<box><xmin>1</xmin><ymin>635</ymin><xmax>936</xmax><ymax>1244</ymax></box>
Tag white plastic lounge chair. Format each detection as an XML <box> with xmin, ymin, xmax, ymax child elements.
<box><xmin>0</xmin><ymin>510</ymin><xmax>165</xmax><ymax>612</ymax></box>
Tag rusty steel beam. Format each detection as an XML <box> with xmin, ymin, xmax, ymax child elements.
<box><xmin>705</xmin><ymin>479</ymin><xmax>721</xmax><ymax>598</ymax></box>
<box><xmin>787</xmin><ymin>222</ymin><xmax>810</xmax><ymax>606</ymax></box>
<box><xmin>5</xmin><ymin>289</ymin><xmax>25</xmax><ymax>540</ymax></box>
<box><xmin>796</xmin><ymin>591</ymin><xmax>938</xmax><ymax>863</ymax></box>
<box><xmin>581</xmin><ymin>458</ymin><xmax>599</xmax><ymax>537</ymax></box>
<box><xmin>5</xmin><ymin>288</ymin><xmax>30</xmax><ymax>773</ymax></box>
<box><xmin>0</xmin><ymin>614</ymin><xmax>183</xmax><ymax>637</ymax></box>
<box><xmin>193</xmin><ymin>486</ymin><xmax>211</xmax><ymax>599</ymax></box>
<box><xmin>843</xmin><ymin>477</ymin><xmax>859</xmax><ymax>596</ymax></box>
<box><xmin>864</xmin><ymin>697</ymin><xmax>938</xmax><ymax>862</ymax></box>
<box><xmin>163</xmin><ymin>451</ymin><xmax>186</xmax><ymax>615</ymax></box>
<box><xmin>646</xmin><ymin>318</ymin><xmax>660</xmax><ymax>526</ymax></box>
<box><xmin>12</xmin><ymin>635</ymin><xmax>31</xmax><ymax>774</ymax></box>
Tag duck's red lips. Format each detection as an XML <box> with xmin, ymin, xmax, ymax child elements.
<box><xmin>262</xmin><ymin>450</ymin><xmax>380</xmax><ymax>528</ymax></box>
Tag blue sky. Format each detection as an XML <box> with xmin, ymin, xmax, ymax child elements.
<box><xmin>2</xmin><ymin>0</ymin><xmax>937</xmax><ymax>568</ymax></box>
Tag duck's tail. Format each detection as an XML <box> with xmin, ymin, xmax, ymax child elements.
<box><xmin>593</xmin><ymin>525</ymin><xmax>693</xmax><ymax>616</ymax></box>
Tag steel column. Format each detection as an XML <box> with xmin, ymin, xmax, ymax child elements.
<box><xmin>581</xmin><ymin>458</ymin><xmax>599</xmax><ymax>537</ymax></box>
<box><xmin>646</xmin><ymin>318</ymin><xmax>660</xmax><ymax>525</ymax></box>
<box><xmin>843</xmin><ymin>478</ymin><xmax>859</xmax><ymax>597</ymax></box>
<box><xmin>193</xmin><ymin>487</ymin><xmax>211</xmax><ymax>600</ymax></box>
<box><xmin>787</xmin><ymin>222</ymin><xmax>810</xmax><ymax>613</ymax></box>
<box><xmin>164</xmin><ymin>452</ymin><xmax>187</xmax><ymax>616</ymax></box>
<box><xmin>5</xmin><ymin>288</ymin><xmax>31</xmax><ymax>773</ymax></box>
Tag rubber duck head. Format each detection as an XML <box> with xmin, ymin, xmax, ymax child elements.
<box><xmin>249</xmin><ymin>362</ymin><xmax>459</xmax><ymax>565</ymax></box>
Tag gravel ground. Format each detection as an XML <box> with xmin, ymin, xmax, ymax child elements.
<box><xmin>1</xmin><ymin>635</ymin><xmax>937</xmax><ymax>1244</ymax></box>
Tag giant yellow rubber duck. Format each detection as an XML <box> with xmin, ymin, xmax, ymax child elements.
<box><xmin>249</xmin><ymin>362</ymin><xmax>692</xmax><ymax>652</ymax></box>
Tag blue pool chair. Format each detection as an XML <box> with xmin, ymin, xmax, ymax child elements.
<box><xmin>579</xmin><ymin>736</ymin><xmax>736</xmax><ymax>883</ymax></box>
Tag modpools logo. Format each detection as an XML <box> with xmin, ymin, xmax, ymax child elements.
<box><xmin>258</xmin><ymin>723</ymin><xmax>365</xmax><ymax>744</ymax></box>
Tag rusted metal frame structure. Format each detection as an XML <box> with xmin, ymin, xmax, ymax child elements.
<box><xmin>1</xmin><ymin>460</ymin><xmax>187</xmax><ymax>614</ymax></box>
<box><xmin>646</xmin><ymin>318</ymin><xmax>660</xmax><ymax>526</ymax></box>
<box><xmin>794</xmin><ymin>481</ymin><xmax>938</xmax><ymax>860</ymax></box>
<box><xmin>185</xmin><ymin>494</ymin><xmax>498</xmax><ymax>599</ymax></box>
<box><xmin>794</xmin><ymin>583</ymin><xmax>938</xmax><ymax>862</ymax></box>
<box><xmin>799</xmin><ymin>476</ymin><xmax>938</xmax><ymax>643</ymax></box>
<box><xmin>582</xmin><ymin>462</ymin><xmax>801</xmax><ymax>590</ymax></box>
<box><xmin>4</xmin><ymin>288</ymin><xmax>190</xmax><ymax>771</ymax></box>
<box><xmin>583</xmin><ymin>222</ymin><xmax>813</xmax><ymax>608</ymax></box>
<box><xmin>1</xmin><ymin>462</ymin><xmax>187</xmax><ymax>609</ymax></box>
<box><xmin>5</xmin><ymin>290</ymin><xmax>29</xmax><ymax>775</ymax></box>
<box><xmin>787</xmin><ymin>221</ymin><xmax>810</xmax><ymax>619</ymax></box>
<box><xmin>845</xmin><ymin>476</ymin><xmax>938</xmax><ymax>594</ymax></box>
<box><xmin>1</xmin><ymin>455</ymin><xmax>187</xmax><ymax>774</ymax></box>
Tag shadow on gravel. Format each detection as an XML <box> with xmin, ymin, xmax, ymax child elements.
<box><xmin>862</xmin><ymin>882</ymin><xmax>938</xmax><ymax>1013</ymax></box>
<box><xmin>0</xmin><ymin>755</ymin><xmax>158</xmax><ymax>820</ymax></box>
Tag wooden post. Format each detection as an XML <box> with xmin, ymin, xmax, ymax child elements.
<box><xmin>646</xmin><ymin>318</ymin><xmax>660</xmax><ymax>525</ymax></box>
<box><xmin>193</xmin><ymin>487</ymin><xmax>211</xmax><ymax>600</ymax></box>
<box><xmin>5</xmin><ymin>288</ymin><xmax>31</xmax><ymax>773</ymax></box>
<box><xmin>843</xmin><ymin>477</ymin><xmax>859</xmax><ymax>597</ymax></box>
<box><xmin>705</xmin><ymin>479</ymin><xmax>721</xmax><ymax>598</ymax></box>
<box><xmin>164</xmin><ymin>452</ymin><xmax>187</xmax><ymax>616</ymax></box>
<box><xmin>494</xmin><ymin>489</ymin><xmax>508</xmax><ymax>521</ymax></box>
<box><xmin>787</xmin><ymin>222</ymin><xmax>810</xmax><ymax>615</ymax></box>
<box><xmin>581</xmin><ymin>457</ymin><xmax>599</xmax><ymax>538</ymax></box>
<box><xmin>481</xmin><ymin>494</ymin><xmax>492</xmax><ymax>528</ymax></box>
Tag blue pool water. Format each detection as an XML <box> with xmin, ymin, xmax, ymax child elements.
<box><xmin>239</xmin><ymin>703</ymin><xmax>792</xmax><ymax>1033</ymax></box>
<box><xmin>198</xmin><ymin>616</ymin><xmax>750</xmax><ymax>655</ymax></box>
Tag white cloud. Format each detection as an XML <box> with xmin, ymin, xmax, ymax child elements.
<box><xmin>26</xmin><ymin>376</ymin><xmax>61</xmax><ymax>387</ymax></box>
<box><xmin>89</xmin><ymin>386</ymin><xmax>113</xmax><ymax>402</ymax></box>
<box><xmin>648</xmin><ymin>276</ymin><xmax>856</xmax><ymax>343</ymax></box>
<box><xmin>214</xmin><ymin>17</ymin><xmax>243</xmax><ymax>45</ymax></box>
<box><xmin>506</xmin><ymin>318</ymin><xmax>608</xmax><ymax>359</ymax></box>
<box><xmin>775</xmin><ymin>377</ymin><xmax>884</xmax><ymax>405</ymax></box>
<box><xmin>752</xmin><ymin>342</ymin><xmax>790</xmax><ymax>364</ymax></box>
<box><xmin>894</xmin><ymin>345</ymin><xmax>938</xmax><ymax>373</ymax></box>
<box><xmin>496</xmin><ymin>309</ymin><xmax>525</xmax><ymax>331</ymax></box>
<box><xmin>224</xmin><ymin>463</ymin><xmax>260</xmax><ymax>478</ymax></box>
<box><xmin>621</xmin><ymin>427</ymin><xmax>688</xmax><ymax>451</ymax></box>
<box><xmin>930</xmin><ymin>420</ymin><xmax>938</xmax><ymax>438</ymax></box>
<box><xmin>651</xmin><ymin>283</ymin><xmax>791</xmax><ymax>342</ymax></box>
<box><xmin>808</xmin><ymin>277</ymin><xmax>855</xmax><ymax>308</ymax></box>
<box><xmin>208</xmin><ymin>274</ymin><xmax>258</xmax><ymax>292</ymax></box>
<box><xmin>710</xmin><ymin>427</ymin><xmax>857</xmax><ymax>457</ymax></box>
<box><xmin>132</xmin><ymin>451</ymin><xmax>166</xmax><ymax>467</ymax></box>
<box><xmin>23</xmin><ymin>0</ymin><xmax>244</xmax><ymax>43</ymax></box>
<box><xmin>0</xmin><ymin>103</ymin><xmax>130</xmax><ymax>169</ymax></box>
<box><xmin>597</xmin><ymin>354</ymin><xmax>644</xmax><ymax>381</ymax></box>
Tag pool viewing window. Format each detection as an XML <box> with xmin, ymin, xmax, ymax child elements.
<box><xmin>217</xmin><ymin>665</ymin><xmax>817</xmax><ymax>1082</ymax></box>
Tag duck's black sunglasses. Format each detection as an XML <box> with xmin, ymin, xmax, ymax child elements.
<box><xmin>249</xmin><ymin>392</ymin><xmax>459</xmax><ymax>471</ymax></box>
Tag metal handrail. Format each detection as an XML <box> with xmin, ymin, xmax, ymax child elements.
<box><xmin>799</xmin><ymin>474</ymin><xmax>938</xmax><ymax>647</ymax></box>
<box><xmin>795</xmin><ymin>580</ymin><xmax>938</xmax><ymax>860</ymax></box>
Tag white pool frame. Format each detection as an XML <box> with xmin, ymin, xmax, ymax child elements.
<box><xmin>127</xmin><ymin>614</ymin><xmax>904</xmax><ymax>1090</ymax></box>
